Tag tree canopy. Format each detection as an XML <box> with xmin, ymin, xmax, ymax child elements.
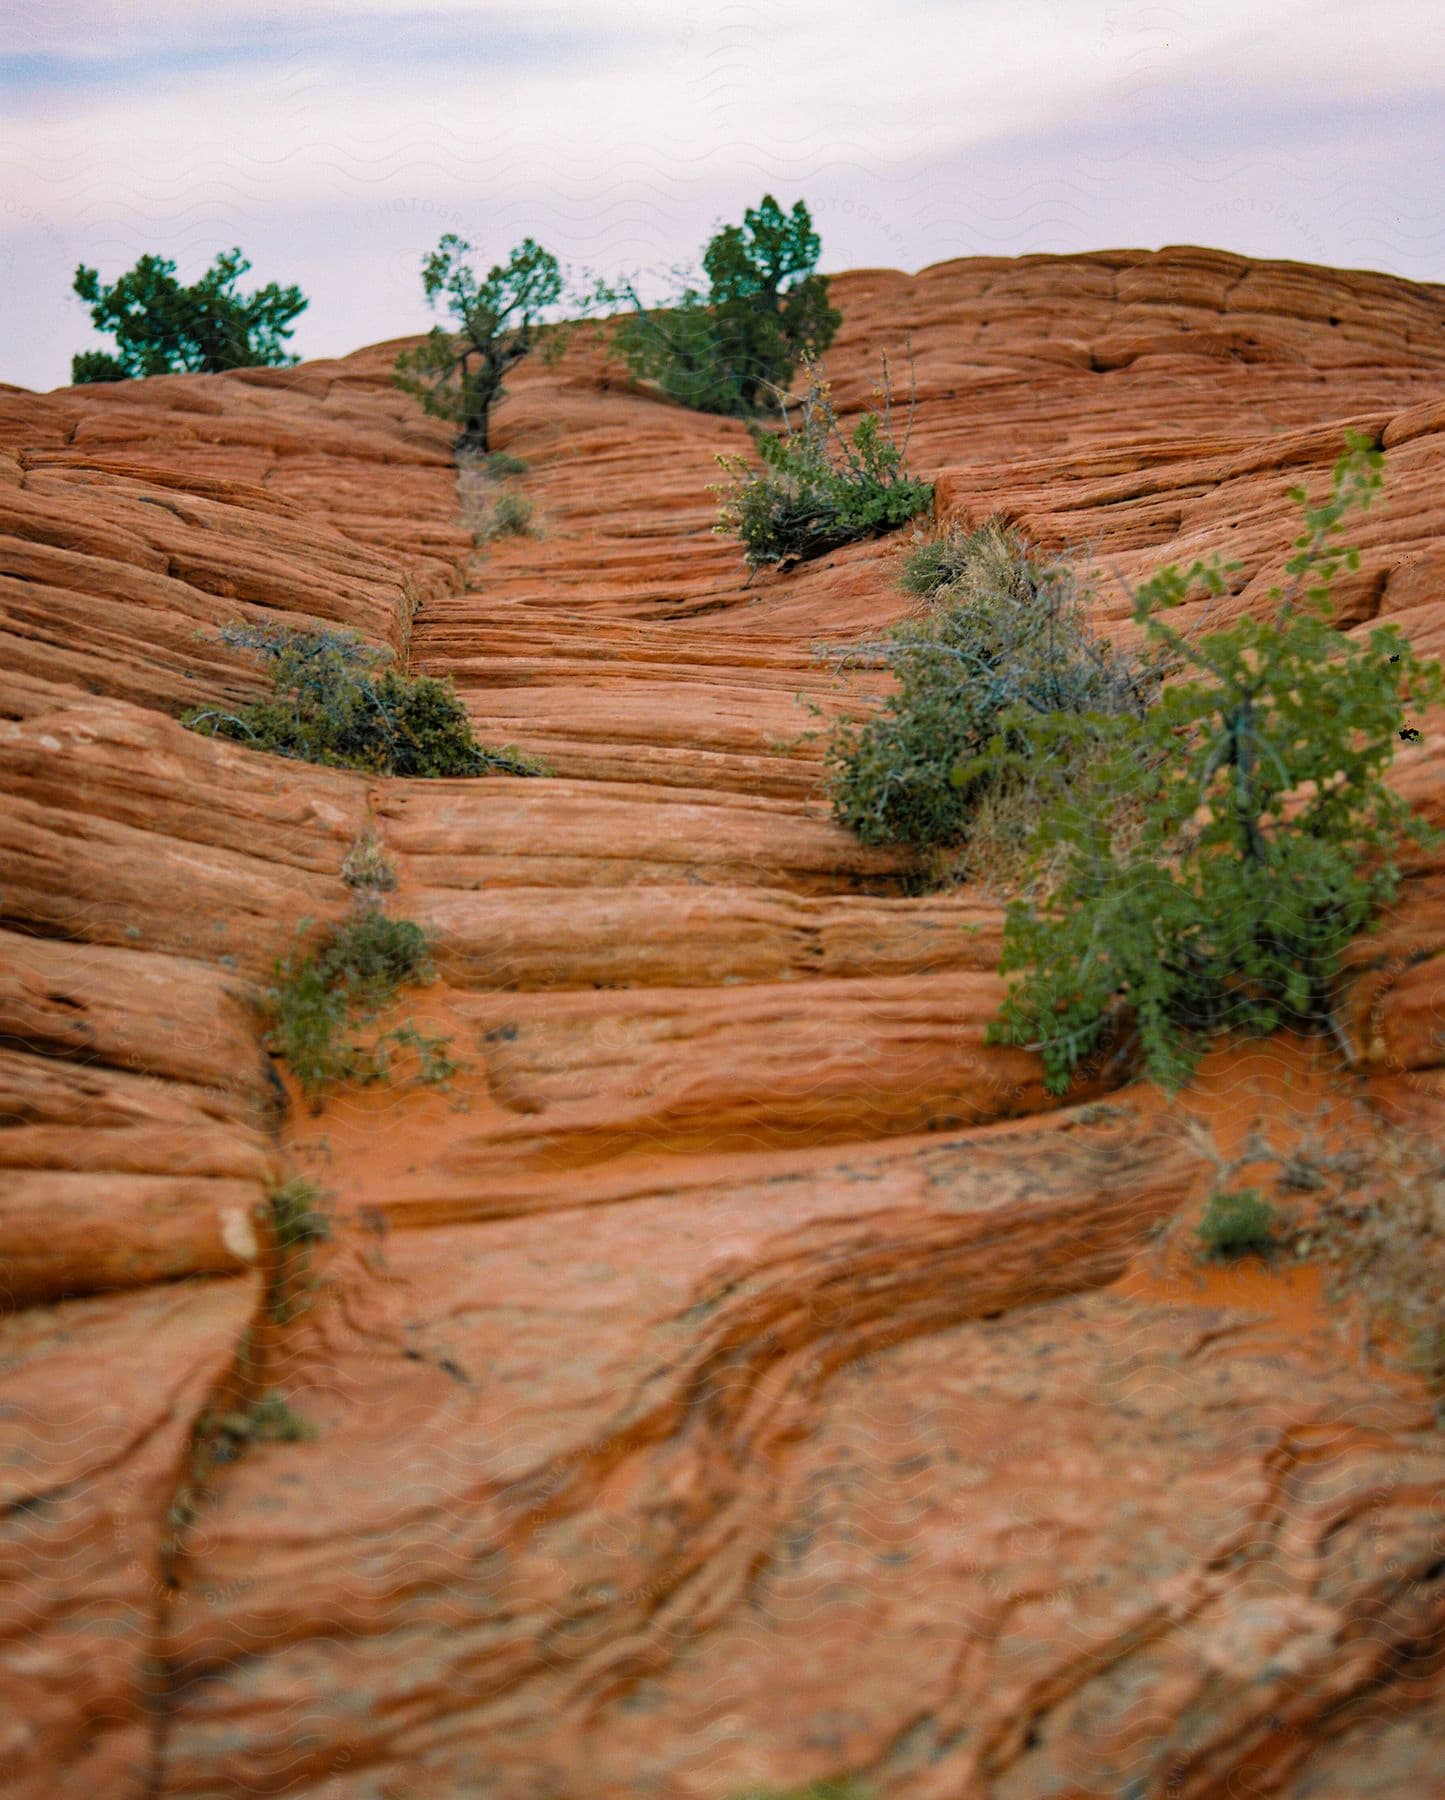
<box><xmin>71</xmin><ymin>248</ymin><xmax>307</xmax><ymax>383</ymax></box>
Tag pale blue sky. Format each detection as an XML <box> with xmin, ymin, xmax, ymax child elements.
<box><xmin>3</xmin><ymin>0</ymin><xmax>1442</xmax><ymax>389</ymax></box>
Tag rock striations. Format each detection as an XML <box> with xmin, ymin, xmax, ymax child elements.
<box><xmin>2</xmin><ymin>247</ymin><xmax>1445</xmax><ymax>1797</ymax></box>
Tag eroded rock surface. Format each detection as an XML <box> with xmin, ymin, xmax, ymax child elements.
<box><xmin>2</xmin><ymin>248</ymin><xmax>1444</xmax><ymax>1796</ymax></box>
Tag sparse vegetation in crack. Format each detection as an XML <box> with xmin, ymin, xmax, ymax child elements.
<box><xmin>457</xmin><ymin>449</ymin><xmax>537</xmax><ymax>548</ymax></box>
<box><xmin>263</xmin><ymin>1175</ymin><xmax>332</xmax><ymax>1322</ymax></box>
<box><xmin>183</xmin><ymin>622</ymin><xmax>548</xmax><ymax>777</ymax></box>
<box><xmin>341</xmin><ymin>830</ymin><xmax>399</xmax><ymax>895</ymax></box>
<box><xmin>1171</xmin><ymin>1113</ymin><xmax>1445</xmax><ymax>1407</ymax></box>
<box><xmin>266</xmin><ymin>903</ymin><xmax>466</xmax><ymax>1108</ymax></box>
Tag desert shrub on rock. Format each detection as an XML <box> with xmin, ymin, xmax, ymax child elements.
<box><xmin>980</xmin><ymin>433</ymin><xmax>1443</xmax><ymax>1094</ymax></box>
<box><xmin>1196</xmin><ymin>1187</ymin><xmax>1279</xmax><ymax>1260</ymax></box>
<box><xmin>824</xmin><ymin>524</ymin><xmax>1158</xmax><ymax>852</ymax></box>
<box><xmin>267</xmin><ymin>906</ymin><xmax>462</xmax><ymax>1103</ymax></box>
<box><xmin>183</xmin><ymin>624</ymin><xmax>545</xmax><ymax>778</ymax></box>
<box><xmin>715</xmin><ymin>356</ymin><xmax>932</xmax><ymax>570</ymax></box>
<box><xmin>71</xmin><ymin>248</ymin><xmax>307</xmax><ymax>383</ymax></box>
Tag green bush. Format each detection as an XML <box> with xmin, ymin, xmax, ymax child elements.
<box><xmin>715</xmin><ymin>357</ymin><xmax>932</xmax><ymax>570</ymax></box>
<box><xmin>183</xmin><ymin>625</ymin><xmax>546</xmax><ymax>778</ymax></box>
<box><xmin>1197</xmin><ymin>1187</ymin><xmax>1279</xmax><ymax>1260</ymax></box>
<box><xmin>980</xmin><ymin>433</ymin><xmax>1444</xmax><ymax>1094</ymax></box>
<box><xmin>483</xmin><ymin>450</ymin><xmax>529</xmax><ymax>476</ymax></box>
<box><xmin>267</xmin><ymin>907</ymin><xmax>445</xmax><ymax>1100</ymax></box>
<box><xmin>71</xmin><ymin>248</ymin><xmax>306</xmax><ymax>382</ymax></box>
<box><xmin>264</xmin><ymin>1177</ymin><xmax>331</xmax><ymax>1323</ymax></box>
<box><xmin>605</xmin><ymin>195</ymin><xmax>842</xmax><ymax>417</ymax></box>
<box><xmin>487</xmin><ymin>490</ymin><xmax>534</xmax><ymax>539</ymax></box>
<box><xmin>824</xmin><ymin>527</ymin><xmax>1158</xmax><ymax>850</ymax></box>
<box><xmin>203</xmin><ymin>1391</ymin><xmax>315</xmax><ymax>1460</ymax></box>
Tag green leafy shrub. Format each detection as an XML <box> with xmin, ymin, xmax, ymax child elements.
<box><xmin>267</xmin><ymin>1177</ymin><xmax>331</xmax><ymax>1252</ymax></box>
<box><xmin>715</xmin><ymin>357</ymin><xmax>932</xmax><ymax>570</ymax></box>
<box><xmin>71</xmin><ymin>247</ymin><xmax>306</xmax><ymax>383</ymax></box>
<box><xmin>263</xmin><ymin>1177</ymin><xmax>331</xmax><ymax>1323</ymax></box>
<box><xmin>487</xmin><ymin>490</ymin><xmax>534</xmax><ymax>539</ymax></box>
<box><xmin>183</xmin><ymin>625</ymin><xmax>546</xmax><ymax>778</ymax></box>
<box><xmin>1197</xmin><ymin>1187</ymin><xmax>1279</xmax><ymax>1260</ymax></box>
<box><xmin>980</xmin><ymin>433</ymin><xmax>1444</xmax><ymax>1094</ymax></box>
<box><xmin>203</xmin><ymin>1391</ymin><xmax>315</xmax><ymax>1460</ymax></box>
<box><xmin>267</xmin><ymin>907</ymin><xmax>448</xmax><ymax>1100</ymax></box>
<box><xmin>483</xmin><ymin>450</ymin><xmax>529</xmax><ymax>476</ymax></box>
<box><xmin>824</xmin><ymin>527</ymin><xmax>1158</xmax><ymax>852</ymax></box>
<box><xmin>603</xmin><ymin>195</ymin><xmax>842</xmax><ymax>417</ymax></box>
<box><xmin>392</xmin><ymin>235</ymin><xmax>562</xmax><ymax>452</ymax></box>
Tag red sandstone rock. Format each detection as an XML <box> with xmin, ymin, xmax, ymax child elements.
<box><xmin>2</xmin><ymin>247</ymin><xmax>1444</xmax><ymax>1796</ymax></box>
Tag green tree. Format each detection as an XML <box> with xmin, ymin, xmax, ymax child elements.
<box><xmin>608</xmin><ymin>195</ymin><xmax>842</xmax><ymax>416</ymax></box>
<box><xmin>392</xmin><ymin>235</ymin><xmax>563</xmax><ymax>452</ymax></box>
<box><xmin>70</xmin><ymin>248</ymin><xmax>307</xmax><ymax>383</ymax></box>
<box><xmin>971</xmin><ymin>434</ymin><xmax>1443</xmax><ymax>1094</ymax></box>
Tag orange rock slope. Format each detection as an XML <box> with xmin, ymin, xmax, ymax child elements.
<box><xmin>3</xmin><ymin>246</ymin><xmax>1445</xmax><ymax>1798</ymax></box>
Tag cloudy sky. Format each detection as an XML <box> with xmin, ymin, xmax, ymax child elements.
<box><xmin>3</xmin><ymin>0</ymin><xmax>1442</xmax><ymax>390</ymax></box>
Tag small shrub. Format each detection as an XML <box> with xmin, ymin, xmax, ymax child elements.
<box><xmin>715</xmin><ymin>355</ymin><xmax>932</xmax><ymax>570</ymax></box>
<box><xmin>264</xmin><ymin>1176</ymin><xmax>331</xmax><ymax>1323</ymax></box>
<box><xmin>1197</xmin><ymin>1187</ymin><xmax>1279</xmax><ymax>1260</ymax></box>
<box><xmin>183</xmin><ymin>625</ymin><xmax>546</xmax><ymax>778</ymax></box>
<box><xmin>899</xmin><ymin>518</ymin><xmax>1041</xmax><ymax>604</ymax></box>
<box><xmin>341</xmin><ymin>833</ymin><xmax>399</xmax><ymax>894</ymax></box>
<box><xmin>484</xmin><ymin>450</ymin><xmax>529</xmax><ymax>476</ymax></box>
<box><xmin>824</xmin><ymin>530</ymin><xmax>1158</xmax><ymax>853</ymax></box>
<box><xmin>488</xmin><ymin>490</ymin><xmax>534</xmax><ymax>538</ymax></box>
<box><xmin>267</xmin><ymin>1176</ymin><xmax>331</xmax><ymax>1251</ymax></box>
<box><xmin>204</xmin><ymin>1391</ymin><xmax>315</xmax><ymax>1460</ymax></box>
<box><xmin>982</xmin><ymin>434</ymin><xmax>1444</xmax><ymax>1094</ymax></box>
<box><xmin>372</xmin><ymin>1022</ymin><xmax>466</xmax><ymax>1087</ymax></box>
<box><xmin>457</xmin><ymin>455</ymin><xmax>539</xmax><ymax>544</ymax></box>
<box><xmin>267</xmin><ymin>907</ymin><xmax>440</xmax><ymax>1100</ymax></box>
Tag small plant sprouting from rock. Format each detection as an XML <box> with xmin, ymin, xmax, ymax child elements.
<box><xmin>183</xmin><ymin>624</ymin><xmax>546</xmax><ymax>778</ymax></box>
<box><xmin>263</xmin><ymin>1176</ymin><xmax>332</xmax><ymax>1323</ymax></box>
<box><xmin>1196</xmin><ymin>1186</ymin><xmax>1280</xmax><ymax>1261</ymax></box>
<box><xmin>341</xmin><ymin>832</ymin><xmax>399</xmax><ymax>895</ymax></box>
<box><xmin>978</xmin><ymin>433</ymin><xmax>1443</xmax><ymax>1095</ymax></box>
<box><xmin>482</xmin><ymin>449</ymin><xmax>529</xmax><ymax>477</ymax></box>
<box><xmin>714</xmin><ymin>354</ymin><xmax>933</xmax><ymax>571</ymax></box>
<box><xmin>201</xmin><ymin>1391</ymin><xmax>316</xmax><ymax>1463</ymax></box>
<box><xmin>266</xmin><ymin>907</ymin><xmax>465</xmax><ymax>1106</ymax></box>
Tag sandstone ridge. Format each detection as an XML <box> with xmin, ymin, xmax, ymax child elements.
<box><xmin>2</xmin><ymin>246</ymin><xmax>1444</xmax><ymax>1797</ymax></box>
